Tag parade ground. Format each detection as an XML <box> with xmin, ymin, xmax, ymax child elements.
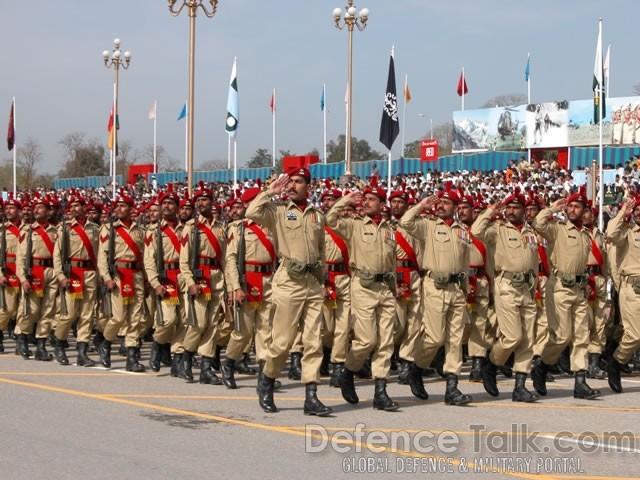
<box><xmin>1</xmin><ymin>340</ymin><xmax>638</xmax><ymax>480</ymax></box>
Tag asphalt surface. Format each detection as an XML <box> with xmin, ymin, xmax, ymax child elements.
<box><xmin>1</xmin><ymin>338</ymin><xmax>639</xmax><ymax>480</ymax></box>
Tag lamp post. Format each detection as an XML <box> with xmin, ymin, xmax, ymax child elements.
<box><xmin>102</xmin><ymin>38</ymin><xmax>131</xmax><ymax>200</ymax></box>
<box><xmin>332</xmin><ymin>1</ymin><xmax>368</xmax><ymax>176</ymax></box>
<box><xmin>169</xmin><ymin>0</ymin><xmax>218</xmax><ymax>197</ymax></box>
<box><xmin>417</xmin><ymin>113</ymin><xmax>433</xmax><ymax>139</ymax></box>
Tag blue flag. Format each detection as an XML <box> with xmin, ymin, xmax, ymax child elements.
<box><xmin>525</xmin><ymin>55</ymin><xmax>530</xmax><ymax>82</ymax></box>
<box><xmin>320</xmin><ymin>86</ymin><xmax>325</xmax><ymax>111</ymax></box>
<box><xmin>177</xmin><ymin>104</ymin><xmax>187</xmax><ymax>121</ymax></box>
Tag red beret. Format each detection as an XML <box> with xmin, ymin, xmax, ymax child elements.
<box><xmin>388</xmin><ymin>191</ymin><xmax>409</xmax><ymax>202</ymax></box>
<box><xmin>504</xmin><ymin>187</ymin><xmax>526</xmax><ymax>206</ymax></box>
<box><xmin>566</xmin><ymin>189</ymin><xmax>588</xmax><ymax>206</ymax></box>
<box><xmin>363</xmin><ymin>186</ymin><xmax>387</xmax><ymax>202</ymax></box>
<box><xmin>459</xmin><ymin>195</ymin><xmax>475</xmax><ymax>206</ymax></box>
<box><xmin>437</xmin><ymin>181</ymin><xmax>460</xmax><ymax>204</ymax></box>
<box><xmin>287</xmin><ymin>167</ymin><xmax>311</xmax><ymax>182</ymax></box>
<box><xmin>179</xmin><ymin>198</ymin><xmax>194</xmax><ymax>208</ymax></box>
<box><xmin>192</xmin><ymin>180</ymin><xmax>214</xmax><ymax>201</ymax></box>
<box><xmin>240</xmin><ymin>187</ymin><xmax>260</xmax><ymax>203</ymax></box>
<box><xmin>31</xmin><ymin>193</ymin><xmax>49</xmax><ymax>208</ymax></box>
<box><xmin>115</xmin><ymin>189</ymin><xmax>135</xmax><ymax>206</ymax></box>
<box><xmin>159</xmin><ymin>184</ymin><xmax>180</xmax><ymax>204</ymax></box>
<box><xmin>4</xmin><ymin>193</ymin><xmax>21</xmax><ymax>209</ymax></box>
<box><xmin>320</xmin><ymin>188</ymin><xmax>342</xmax><ymax>201</ymax></box>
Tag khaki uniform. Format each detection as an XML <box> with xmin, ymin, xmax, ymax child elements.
<box><xmin>97</xmin><ymin>220</ymin><xmax>146</xmax><ymax>348</ymax></box>
<box><xmin>465</xmin><ymin>230</ymin><xmax>492</xmax><ymax>358</ymax></box>
<box><xmin>144</xmin><ymin>220</ymin><xmax>185</xmax><ymax>347</ymax></box>
<box><xmin>585</xmin><ymin>227</ymin><xmax>608</xmax><ymax>354</ymax></box>
<box><xmin>15</xmin><ymin>222</ymin><xmax>59</xmax><ymax>338</ymax></box>
<box><xmin>327</xmin><ymin>197</ymin><xmax>397</xmax><ymax>379</ymax></box>
<box><xmin>53</xmin><ymin>219</ymin><xmax>100</xmax><ymax>343</ymax></box>
<box><xmin>399</xmin><ymin>205</ymin><xmax>470</xmax><ymax>376</ymax></box>
<box><xmin>472</xmin><ymin>210</ymin><xmax>539</xmax><ymax>372</ymax></box>
<box><xmin>533</xmin><ymin>209</ymin><xmax>591</xmax><ymax>371</ymax></box>
<box><xmin>322</xmin><ymin>226</ymin><xmax>351</xmax><ymax>363</ymax></box>
<box><xmin>0</xmin><ymin>221</ymin><xmax>23</xmax><ymax>333</ymax></box>
<box><xmin>606</xmin><ymin>210</ymin><xmax>640</xmax><ymax>363</ymax></box>
<box><xmin>178</xmin><ymin>215</ymin><xmax>226</xmax><ymax>357</ymax></box>
<box><xmin>224</xmin><ymin>219</ymin><xmax>276</xmax><ymax>362</ymax></box>
<box><xmin>245</xmin><ymin>190</ymin><xmax>325</xmax><ymax>383</ymax></box>
<box><xmin>532</xmin><ymin>236</ymin><xmax>552</xmax><ymax>357</ymax></box>
<box><xmin>392</xmin><ymin>222</ymin><xmax>423</xmax><ymax>363</ymax></box>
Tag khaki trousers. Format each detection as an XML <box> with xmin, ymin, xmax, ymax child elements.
<box><xmin>541</xmin><ymin>275</ymin><xmax>590</xmax><ymax>371</ymax></box>
<box><xmin>587</xmin><ymin>275</ymin><xmax>608</xmax><ymax>354</ymax></box>
<box><xmin>103</xmin><ymin>271</ymin><xmax>145</xmax><ymax>348</ymax></box>
<box><xmin>395</xmin><ymin>272</ymin><xmax>422</xmax><ymax>362</ymax></box>
<box><xmin>55</xmin><ymin>270</ymin><xmax>98</xmax><ymax>343</ymax></box>
<box><xmin>414</xmin><ymin>277</ymin><xmax>466</xmax><ymax>376</ymax></box>
<box><xmin>321</xmin><ymin>274</ymin><xmax>351</xmax><ymax>363</ymax></box>
<box><xmin>613</xmin><ymin>279</ymin><xmax>640</xmax><ymax>364</ymax></box>
<box><xmin>15</xmin><ymin>268</ymin><xmax>58</xmax><ymax>338</ymax></box>
<box><xmin>532</xmin><ymin>275</ymin><xmax>549</xmax><ymax>357</ymax></box>
<box><xmin>466</xmin><ymin>277</ymin><xmax>491</xmax><ymax>358</ymax></box>
<box><xmin>490</xmin><ymin>276</ymin><xmax>537</xmax><ymax>373</ymax></box>
<box><xmin>0</xmin><ymin>287</ymin><xmax>20</xmax><ymax>331</ymax></box>
<box><xmin>263</xmin><ymin>268</ymin><xmax>323</xmax><ymax>384</ymax></box>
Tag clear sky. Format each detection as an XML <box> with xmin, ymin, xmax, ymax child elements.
<box><xmin>1</xmin><ymin>0</ymin><xmax>637</xmax><ymax>174</ymax></box>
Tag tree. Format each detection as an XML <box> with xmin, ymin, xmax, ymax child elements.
<box><xmin>325</xmin><ymin>135</ymin><xmax>384</xmax><ymax>164</ymax></box>
<box><xmin>199</xmin><ymin>159</ymin><xmax>228</xmax><ymax>170</ymax></box>
<box><xmin>58</xmin><ymin>133</ymin><xmax>108</xmax><ymax>178</ymax></box>
<box><xmin>17</xmin><ymin>137</ymin><xmax>42</xmax><ymax>189</ymax></box>
<box><xmin>633</xmin><ymin>83</ymin><xmax>640</xmax><ymax>96</ymax></box>
<box><xmin>247</xmin><ymin>148</ymin><xmax>272</xmax><ymax>168</ymax></box>
<box><xmin>480</xmin><ymin>93</ymin><xmax>528</xmax><ymax>108</ymax></box>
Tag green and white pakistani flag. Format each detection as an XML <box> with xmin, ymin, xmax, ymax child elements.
<box><xmin>593</xmin><ymin>20</ymin><xmax>605</xmax><ymax>124</ymax></box>
<box><xmin>226</xmin><ymin>57</ymin><xmax>239</xmax><ymax>137</ymax></box>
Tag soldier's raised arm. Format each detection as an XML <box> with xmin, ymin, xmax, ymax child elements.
<box><xmin>532</xmin><ymin>198</ymin><xmax>565</xmax><ymax>242</ymax></box>
<box><xmin>245</xmin><ymin>175</ymin><xmax>288</xmax><ymax>231</ymax></box>
<box><xmin>606</xmin><ymin>197</ymin><xmax>636</xmax><ymax>245</ymax></box>
<box><xmin>471</xmin><ymin>202</ymin><xmax>500</xmax><ymax>246</ymax></box>
<box><xmin>325</xmin><ymin>191</ymin><xmax>359</xmax><ymax>238</ymax></box>
<box><xmin>398</xmin><ymin>195</ymin><xmax>435</xmax><ymax>239</ymax></box>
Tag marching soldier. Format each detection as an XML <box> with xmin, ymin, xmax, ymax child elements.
<box><xmin>52</xmin><ymin>191</ymin><xmax>100</xmax><ymax>366</ymax></box>
<box><xmin>246</xmin><ymin>169</ymin><xmax>331</xmax><ymax>416</ymax></box>
<box><xmin>97</xmin><ymin>190</ymin><xmax>147</xmax><ymax>372</ymax></box>
<box><xmin>398</xmin><ymin>186</ymin><xmax>473</xmax><ymax>405</ymax></box>
<box><xmin>388</xmin><ymin>191</ymin><xmax>423</xmax><ymax>385</ymax></box>
<box><xmin>320</xmin><ymin>188</ymin><xmax>352</xmax><ymax>388</ymax></box>
<box><xmin>15</xmin><ymin>195</ymin><xmax>58</xmax><ymax>361</ymax></box>
<box><xmin>531</xmin><ymin>191</ymin><xmax>602</xmax><ymax>399</ymax></box>
<box><xmin>583</xmin><ymin>203</ymin><xmax>608</xmax><ymax>379</ymax></box>
<box><xmin>605</xmin><ymin>195</ymin><xmax>640</xmax><ymax>393</ymax></box>
<box><xmin>178</xmin><ymin>181</ymin><xmax>226</xmax><ymax>385</ymax></box>
<box><xmin>221</xmin><ymin>188</ymin><xmax>277</xmax><ymax>389</ymax></box>
<box><xmin>144</xmin><ymin>185</ymin><xmax>184</xmax><ymax>373</ymax></box>
<box><xmin>472</xmin><ymin>190</ymin><xmax>540</xmax><ymax>402</ymax></box>
<box><xmin>327</xmin><ymin>187</ymin><xmax>400</xmax><ymax>411</ymax></box>
<box><xmin>0</xmin><ymin>196</ymin><xmax>23</xmax><ymax>354</ymax></box>
<box><xmin>178</xmin><ymin>198</ymin><xmax>194</xmax><ymax>225</ymax></box>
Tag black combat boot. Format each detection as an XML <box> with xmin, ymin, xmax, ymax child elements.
<box><xmin>8</xmin><ymin>319</ymin><xmax>16</xmax><ymax>339</ymax></box>
<box><xmin>512</xmin><ymin>373</ymin><xmax>540</xmax><ymax>403</ymax></box>
<box><xmin>444</xmin><ymin>374</ymin><xmax>473</xmax><ymax>406</ymax></box>
<box><xmin>199</xmin><ymin>356</ymin><xmax>223</xmax><ymax>385</ymax></box>
<box><xmin>586</xmin><ymin>353</ymin><xmax>606</xmax><ymax>379</ymax></box>
<box><xmin>338</xmin><ymin>367</ymin><xmax>359</xmax><ymax>404</ymax></box>
<box><xmin>257</xmin><ymin>369</ymin><xmax>278</xmax><ymax>413</ymax></box>
<box><xmin>497</xmin><ymin>352</ymin><xmax>514</xmax><ymax>378</ymax></box>
<box><xmin>357</xmin><ymin>356</ymin><xmax>372</xmax><ymax>379</ymax></box>
<box><xmin>633</xmin><ymin>350</ymin><xmax>640</xmax><ymax>371</ymax></box>
<box><xmin>531</xmin><ymin>357</ymin><xmax>549</xmax><ymax>396</ymax></box>
<box><xmin>329</xmin><ymin>363</ymin><xmax>343</xmax><ymax>388</ymax></box>
<box><xmin>557</xmin><ymin>347</ymin><xmax>572</xmax><ymax>375</ymax></box>
<box><xmin>573</xmin><ymin>370</ymin><xmax>601</xmax><ymax>399</ymax></box>
<box><xmin>431</xmin><ymin>347</ymin><xmax>446</xmax><ymax>378</ymax></box>
<box><xmin>126</xmin><ymin>347</ymin><xmax>146</xmax><ymax>372</ymax></box>
<box><xmin>373</xmin><ymin>379</ymin><xmax>399</xmax><ymax>411</ymax></box>
<box><xmin>76</xmin><ymin>342</ymin><xmax>96</xmax><ymax>367</ymax></box>
<box><xmin>607</xmin><ymin>357</ymin><xmax>623</xmax><ymax>393</ymax></box>
<box><xmin>92</xmin><ymin>331</ymin><xmax>104</xmax><ymax>352</ymax></box>
<box><xmin>481</xmin><ymin>357</ymin><xmax>499</xmax><ymax>397</ymax></box>
<box><xmin>99</xmin><ymin>339</ymin><xmax>112</xmax><ymax>367</ymax></box>
<box><xmin>0</xmin><ymin>331</ymin><xmax>4</xmax><ymax>353</ymax></box>
<box><xmin>171</xmin><ymin>353</ymin><xmax>183</xmax><ymax>377</ymax></box>
<box><xmin>408</xmin><ymin>363</ymin><xmax>429</xmax><ymax>400</ymax></box>
<box><xmin>149</xmin><ymin>341</ymin><xmax>161</xmax><ymax>372</ymax></box>
<box><xmin>221</xmin><ymin>358</ymin><xmax>237</xmax><ymax>389</ymax></box>
<box><xmin>304</xmin><ymin>383</ymin><xmax>333</xmax><ymax>416</ymax></box>
<box><xmin>180</xmin><ymin>351</ymin><xmax>195</xmax><ymax>382</ymax></box>
<box><xmin>53</xmin><ymin>337</ymin><xmax>69</xmax><ymax>365</ymax></box>
<box><xmin>288</xmin><ymin>352</ymin><xmax>302</xmax><ymax>380</ymax></box>
<box><xmin>397</xmin><ymin>360</ymin><xmax>410</xmax><ymax>385</ymax></box>
<box><xmin>211</xmin><ymin>345</ymin><xmax>223</xmax><ymax>371</ymax></box>
<box><xmin>16</xmin><ymin>333</ymin><xmax>30</xmax><ymax>359</ymax></box>
<box><xmin>320</xmin><ymin>347</ymin><xmax>331</xmax><ymax>376</ymax></box>
<box><xmin>118</xmin><ymin>337</ymin><xmax>127</xmax><ymax>356</ymax></box>
<box><xmin>390</xmin><ymin>346</ymin><xmax>399</xmax><ymax>371</ymax></box>
<box><xmin>160</xmin><ymin>344</ymin><xmax>172</xmax><ymax>366</ymax></box>
<box><xmin>34</xmin><ymin>338</ymin><xmax>53</xmax><ymax>362</ymax></box>
<box><xmin>235</xmin><ymin>352</ymin><xmax>257</xmax><ymax>375</ymax></box>
<box><xmin>469</xmin><ymin>356</ymin><xmax>483</xmax><ymax>382</ymax></box>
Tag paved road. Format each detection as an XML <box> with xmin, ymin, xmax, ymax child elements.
<box><xmin>1</xmin><ymin>339</ymin><xmax>639</xmax><ymax>480</ymax></box>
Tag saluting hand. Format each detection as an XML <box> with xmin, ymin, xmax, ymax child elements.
<box><xmin>269</xmin><ymin>174</ymin><xmax>289</xmax><ymax>194</ymax></box>
<box><xmin>551</xmin><ymin>197</ymin><xmax>567</xmax><ymax>213</ymax></box>
<box><xmin>419</xmin><ymin>195</ymin><xmax>438</xmax><ymax>211</ymax></box>
<box><xmin>622</xmin><ymin>196</ymin><xmax>637</xmax><ymax>216</ymax></box>
<box><xmin>344</xmin><ymin>190</ymin><xmax>362</xmax><ymax>206</ymax></box>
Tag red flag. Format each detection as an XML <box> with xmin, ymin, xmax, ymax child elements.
<box><xmin>7</xmin><ymin>101</ymin><xmax>15</xmax><ymax>151</ymax></box>
<box><xmin>269</xmin><ymin>92</ymin><xmax>275</xmax><ymax>113</ymax></box>
<box><xmin>456</xmin><ymin>71</ymin><xmax>468</xmax><ymax>97</ymax></box>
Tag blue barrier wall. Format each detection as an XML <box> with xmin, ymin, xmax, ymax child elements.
<box><xmin>54</xmin><ymin>147</ymin><xmax>640</xmax><ymax>189</ymax></box>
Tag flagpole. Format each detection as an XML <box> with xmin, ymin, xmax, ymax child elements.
<box><xmin>598</xmin><ymin>19</ymin><xmax>604</xmax><ymax>231</ymax></box>
<box><xmin>112</xmin><ymin>82</ymin><xmax>117</xmax><ymax>199</ymax></box>
<box><xmin>401</xmin><ymin>73</ymin><xmax>407</xmax><ymax>157</ymax></box>
<box><xmin>153</xmin><ymin>100</ymin><xmax>157</xmax><ymax>173</ymax></box>
<box><xmin>184</xmin><ymin>101</ymin><xmax>188</xmax><ymax>174</ymax></box>
<box><xmin>272</xmin><ymin>88</ymin><xmax>276</xmax><ymax>168</ymax></box>
<box><xmin>387</xmin><ymin>151</ymin><xmax>392</xmax><ymax>197</ymax></box>
<box><xmin>12</xmin><ymin>97</ymin><xmax>16</xmax><ymax>197</ymax></box>
<box><xmin>527</xmin><ymin>53</ymin><xmax>531</xmax><ymax>164</ymax></box>
<box><xmin>323</xmin><ymin>83</ymin><xmax>327</xmax><ymax>164</ymax></box>
<box><xmin>227</xmin><ymin>136</ymin><xmax>231</xmax><ymax>170</ymax></box>
<box><xmin>233</xmin><ymin>139</ymin><xmax>238</xmax><ymax>188</ymax></box>
<box><xmin>605</xmin><ymin>44</ymin><xmax>611</xmax><ymax>98</ymax></box>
